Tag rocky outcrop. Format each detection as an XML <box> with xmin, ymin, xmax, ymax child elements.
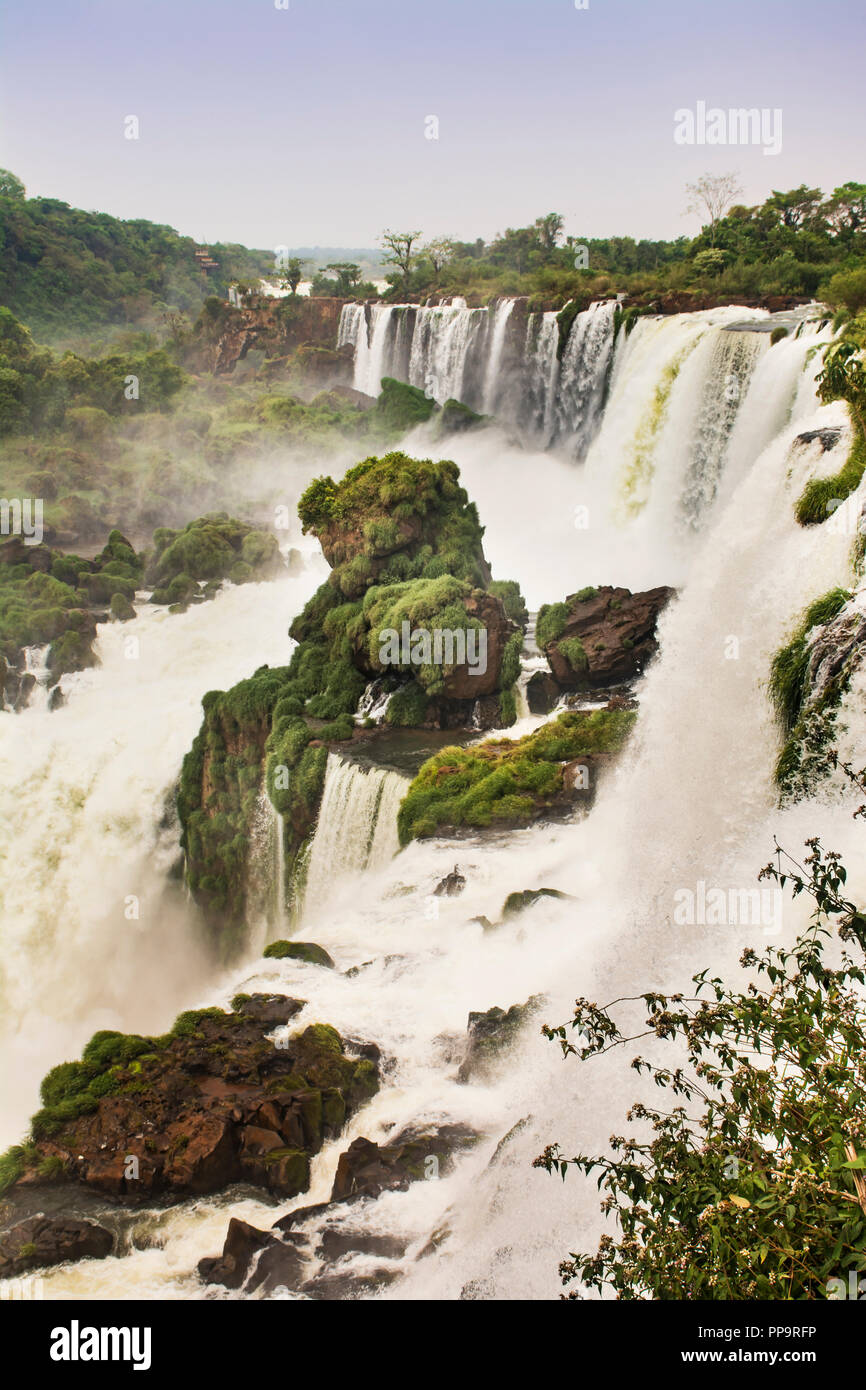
<box><xmin>0</xmin><ymin>1215</ymin><xmax>113</xmax><ymax>1278</ymax></box>
<box><xmin>196</xmin><ymin>1121</ymin><xmax>476</xmax><ymax>1295</ymax></box>
<box><xmin>5</xmin><ymin>1000</ymin><xmax>378</xmax><ymax>1206</ymax></box>
<box><xmin>537</xmin><ymin>584</ymin><xmax>675</xmax><ymax>690</ymax></box>
<box><xmin>330</xmin><ymin>1124</ymin><xmax>478</xmax><ymax>1201</ymax></box>
<box><xmin>187</xmin><ymin>297</ymin><xmax>349</xmax><ymax>377</ymax></box>
<box><xmin>457</xmin><ymin>998</ymin><xmax>545</xmax><ymax>1083</ymax></box>
<box><xmin>397</xmin><ymin>704</ymin><xmax>637</xmax><ymax>842</ymax></box>
<box><xmin>178</xmin><ymin>454</ymin><xmax>527</xmax><ymax>948</ymax></box>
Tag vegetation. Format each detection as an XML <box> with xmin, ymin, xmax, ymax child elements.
<box><xmin>178</xmin><ymin>453</ymin><xmax>523</xmax><ymax>944</ymax></box>
<box><xmin>378</xmin><ymin>182</ymin><xmax>866</xmax><ymax>309</ymax></box>
<box><xmin>0</xmin><ymin>172</ymin><xmax>272</xmax><ymax>337</ymax></box>
<box><xmin>536</xmin><ymin>782</ymin><xmax>866</xmax><ymax>1299</ymax></box>
<box><xmin>769</xmin><ymin>588</ymin><xmax>856</xmax><ymax>795</ymax></box>
<box><xmin>145</xmin><ymin>513</ymin><xmax>281</xmax><ymax>604</ymax></box>
<box><xmin>397</xmin><ymin>708</ymin><xmax>636</xmax><ymax>842</ymax></box>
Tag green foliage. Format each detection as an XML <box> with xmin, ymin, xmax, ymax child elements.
<box><xmin>398</xmin><ymin>708</ymin><xmax>636</xmax><ymax>842</ymax></box>
<box><xmin>536</xmin><ymin>602</ymin><xmax>568</xmax><ymax>650</ymax></box>
<box><xmin>297</xmin><ymin>451</ymin><xmax>489</xmax><ymax>591</ymax></box>
<box><xmin>770</xmin><ymin>589</ymin><xmax>855</xmax><ymax>794</ymax></box>
<box><xmin>537</xmin><ymin>802</ymin><xmax>866</xmax><ymax>1299</ymax></box>
<box><xmin>146</xmin><ymin>512</ymin><xmax>279</xmax><ymax>587</ymax></box>
<box><xmin>488</xmin><ymin>579</ymin><xmax>528</xmax><ymax>629</ymax></box>
<box><xmin>374</xmin><ymin>377</ymin><xmax>436</xmax><ymax>431</ymax></box>
<box><xmin>0</xmin><ymin>308</ymin><xmax>186</xmax><ymax>436</ymax></box>
<box><xmin>0</xmin><ymin>186</ymin><xmax>272</xmax><ymax>335</ymax></box>
<box><xmin>558</xmin><ymin>636</ymin><xmax>589</xmax><ymax>673</ymax></box>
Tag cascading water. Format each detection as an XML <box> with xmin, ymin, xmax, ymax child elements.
<box><xmin>7</xmin><ymin>304</ymin><xmax>858</xmax><ymax>1304</ymax></box>
<box><xmin>0</xmin><ymin>563</ymin><xmax>326</xmax><ymax>1145</ymax></box>
<box><xmin>339</xmin><ymin>295</ymin><xmax>617</xmax><ymax>457</ymax></box>
<box><xmin>301</xmin><ymin>753</ymin><xmax>408</xmax><ymax>917</ymax></box>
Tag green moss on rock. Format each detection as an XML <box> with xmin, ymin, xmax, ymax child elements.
<box><xmin>397</xmin><ymin>707</ymin><xmax>636</xmax><ymax>842</ymax></box>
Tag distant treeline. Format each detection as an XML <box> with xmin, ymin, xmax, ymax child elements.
<box><xmin>0</xmin><ymin>169</ymin><xmax>272</xmax><ymax>339</ymax></box>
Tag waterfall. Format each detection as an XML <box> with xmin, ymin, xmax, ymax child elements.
<box><xmin>408</xmin><ymin>299</ymin><xmax>488</xmax><ymax>406</ymax></box>
<box><xmin>11</xmin><ymin>301</ymin><xmax>860</xmax><ymax>1305</ymax></box>
<box><xmin>552</xmin><ymin>300</ymin><xmax>617</xmax><ymax>456</ymax></box>
<box><xmin>480</xmin><ymin>298</ymin><xmax>517</xmax><ymax>415</ymax></box>
<box><xmin>523</xmin><ymin>312</ymin><xmax>560</xmax><ymax>445</ymax></box>
<box><xmin>300</xmin><ymin>753</ymin><xmax>408</xmax><ymax>917</ymax></box>
<box><xmin>0</xmin><ymin>566</ymin><xmax>325</xmax><ymax>1145</ymax></box>
<box><xmin>341</xmin><ymin>294</ymin><xmax>617</xmax><ymax>457</ymax></box>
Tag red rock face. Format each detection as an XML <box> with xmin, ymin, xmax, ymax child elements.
<box><xmin>542</xmin><ymin>584</ymin><xmax>675</xmax><ymax>690</ymax></box>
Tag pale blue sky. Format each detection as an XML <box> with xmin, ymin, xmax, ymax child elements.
<box><xmin>1</xmin><ymin>0</ymin><xmax>862</xmax><ymax>248</ymax></box>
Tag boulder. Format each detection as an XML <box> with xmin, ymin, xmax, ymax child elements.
<box><xmin>331</xmin><ymin>1124</ymin><xmax>478</xmax><ymax>1201</ymax></box>
<box><xmin>263</xmin><ymin>941</ymin><xmax>335</xmax><ymax>969</ymax></box>
<box><xmin>433</xmin><ymin>865</ymin><xmax>465</xmax><ymax>897</ymax></box>
<box><xmin>538</xmin><ymin>584</ymin><xmax>675</xmax><ymax>690</ymax></box>
<box><xmin>457</xmin><ymin>997</ymin><xmax>545</xmax><ymax>1083</ymax></box>
<box><xmin>0</xmin><ymin>1216</ymin><xmax>113</xmax><ymax>1278</ymax></box>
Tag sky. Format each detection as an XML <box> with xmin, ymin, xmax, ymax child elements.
<box><xmin>1</xmin><ymin>0</ymin><xmax>863</xmax><ymax>251</ymax></box>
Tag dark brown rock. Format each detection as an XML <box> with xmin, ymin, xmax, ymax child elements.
<box><xmin>541</xmin><ymin>584</ymin><xmax>675</xmax><ymax>690</ymax></box>
<box><xmin>0</xmin><ymin>1215</ymin><xmax>113</xmax><ymax>1277</ymax></box>
<box><xmin>331</xmin><ymin>1124</ymin><xmax>478</xmax><ymax>1201</ymax></box>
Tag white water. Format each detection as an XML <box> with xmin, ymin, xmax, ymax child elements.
<box><xmin>5</xmin><ymin>304</ymin><xmax>863</xmax><ymax>1303</ymax></box>
<box><xmin>0</xmin><ymin>561</ymin><xmax>326</xmax><ymax>1143</ymax></box>
<box><xmin>339</xmin><ymin>296</ymin><xmax>617</xmax><ymax>455</ymax></box>
<box><xmin>301</xmin><ymin>753</ymin><xmax>408</xmax><ymax>917</ymax></box>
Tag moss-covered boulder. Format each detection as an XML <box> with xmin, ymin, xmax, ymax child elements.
<box><xmin>770</xmin><ymin>588</ymin><xmax>861</xmax><ymax>798</ymax></box>
<box><xmin>145</xmin><ymin>512</ymin><xmax>281</xmax><ymax>595</ymax></box>
<box><xmin>297</xmin><ymin>451</ymin><xmax>491</xmax><ymax>593</ymax></box>
<box><xmin>263</xmin><ymin>940</ymin><xmax>335</xmax><ymax>969</ymax></box>
<box><xmin>537</xmin><ymin>583</ymin><xmax>674</xmax><ymax>690</ymax></box>
<box><xmin>397</xmin><ymin>705</ymin><xmax>636</xmax><ymax>842</ymax></box>
<box><xmin>0</xmin><ymin>1007</ymin><xmax>379</xmax><ymax>1205</ymax></box>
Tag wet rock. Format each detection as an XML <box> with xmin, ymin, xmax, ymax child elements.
<box><xmin>501</xmin><ymin>888</ymin><xmax>570</xmax><ymax>918</ymax></box>
<box><xmin>458</xmin><ymin>999</ymin><xmax>545</xmax><ymax>1083</ymax></box>
<box><xmin>245</xmin><ymin>1234</ymin><xmax>309</xmax><ymax>1294</ymax></box>
<box><xmin>197</xmin><ymin>1217</ymin><xmax>273</xmax><ymax>1290</ymax></box>
<box><xmin>433</xmin><ymin>865</ymin><xmax>465</xmax><ymax>897</ymax></box>
<box><xmin>231</xmin><ymin>993</ymin><xmax>306</xmax><ymax>1029</ymax></box>
<box><xmin>13</xmin><ymin>1015</ymin><xmax>379</xmax><ymax>1207</ymax></box>
<box><xmin>316</xmin><ymin>1226</ymin><xmax>408</xmax><ymax>1262</ymax></box>
<box><xmin>263</xmin><ymin>940</ymin><xmax>335</xmax><ymax>969</ymax></box>
<box><xmin>539</xmin><ymin>584</ymin><xmax>675</xmax><ymax>690</ymax></box>
<box><xmin>300</xmin><ymin>1266</ymin><xmax>401</xmax><ymax>1300</ymax></box>
<box><xmin>794</xmin><ymin>427</ymin><xmax>842</xmax><ymax>452</ymax></box>
<box><xmin>331</xmin><ymin>1124</ymin><xmax>478</xmax><ymax>1201</ymax></box>
<box><xmin>526</xmin><ymin>669</ymin><xmax>561</xmax><ymax>714</ymax></box>
<box><xmin>0</xmin><ymin>1215</ymin><xmax>113</xmax><ymax>1277</ymax></box>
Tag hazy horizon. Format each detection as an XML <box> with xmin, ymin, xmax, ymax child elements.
<box><xmin>2</xmin><ymin>0</ymin><xmax>863</xmax><ymax>252</ymax></box>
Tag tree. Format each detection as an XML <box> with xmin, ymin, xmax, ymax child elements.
<box><xmin>536</xmin><ymin>771</ymin><xmax>866</xmax><ymax>1299</ymax></box>
<box><xmin>693</xmin><ymin>247</ymin><xmax>729</xmax><ymax>277</ymax></box>
<box><xmin>765</xmin><ymin>184</ymin><xmax>824</xmax><ymax>231</ymax></box>
<box><xmin>0</xmin><ymin>169</ymin><xmax>25</xmax><ymax>200</ymax></box>
<box><xmin>534</xmin><ymin>213</ymin><xmax>564</xmax><ymax>254</ymax></box>
<box><xmin>380</xmin><ymin>229</ymin><xmax>422</xmax><ymax>290</ymax></box>
<box><xmin>817</xmin><ymin>339</ymin><xmax>866</xmax><ymax>438</ymax></box>
<box><xmin>280</xmin><ymin>257</ymin><xmax>307</xmax><ymax>295</ymax></box>
<box><xmin>685</xmin><ymin>172</ymin><xmax>743</xmax><ymax>245</ymax></box>
<box><xmin>324</xmin><ymin>262</ymin><xmax>361</xmax><ymax>295</ymax></box>
<box><xmin>825</xmin><ymin>183</ymin><xmax>866</xmax><ymax>240</ymax></box>
<box><xmin>422</xmin><ymin>237</ymin><xmax>454</xmax><ymax>285</ymax></box>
